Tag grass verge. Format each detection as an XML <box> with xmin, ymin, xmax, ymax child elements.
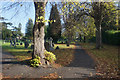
<box><xmin>2</xmin><ymin>42</ymin><xmax>76</xmax><ymax>67</ymax></box>
<box><xmin>2</xmin><ymin>42</ymin><xmax>32</xmax><ymax>61</ymax></box>
<box><xmin>80</xmin><ymin>42</ymin><xmax>119</xmax><ymax>78</ymax></box>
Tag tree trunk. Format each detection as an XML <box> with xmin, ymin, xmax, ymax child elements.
<box><xmin>32</xmin><ymin>2</ymin><xmax>45</xmax><ymax>64</ymax></box>
<box><xmin>79</xmin><ymin>35</ymin><xmax>82</xmax><ymax>42</ymax></box>
<box><xmin>94</xmin><ymin>2</ymin><xmax>103</xmax><ymax>49</ymax></box>
<box><xmin>96</xmin><ymin>23</ymin><xmax>102</xmax><ymax>49</ymax></box>
<box><xmin>83</xmin><ymin>36</ymin><xmax>86</xmax><ymax>43</ymax></box>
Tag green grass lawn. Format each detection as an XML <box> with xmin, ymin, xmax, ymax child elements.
<box><xmin>2</xmin><ymin>42</ymin><xmax>32</xmax><ymax>61</ymax></box>
<box><xmin>80</xmin><ymin>42</ymin><xmax>119</xmax><ymax>78</ymax></box>
<box><xmin>2</xmin><ymin>42</ymin><xmax>76</xmax><ymax>67</ymax></box>
<box><xmin>53</xmin><ymin>44</ymin><xmax>76</xmax><ymax>67</ymax></box>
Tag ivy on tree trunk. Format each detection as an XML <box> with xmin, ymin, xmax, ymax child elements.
<box><xmin>32</xmin><ymin>2</ymin><xmax>46</xmax><ymax>64</ymax></box>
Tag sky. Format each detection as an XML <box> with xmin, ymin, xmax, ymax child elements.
<box><xmin>0</xmin><ymin>2</ymin><xmax>52</xmax><ymax>34</ymax></box>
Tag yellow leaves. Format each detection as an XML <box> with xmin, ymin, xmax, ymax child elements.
<box><xmin>38</xmin><ymin>16</ymin><xmax>44</xmax><ymax>20</ymax></box>
<box><xmin>54</xmin><ymin>20</ymin><xmax>56</xmax><ymax>22</ymax></box>
<box><xmin>29</xmin><ymin>18</ymin><xmax>31</xmax><ymax>20</ymax></box>
<box><xmin>36</xmin><ymin>15</ymin><xmax>56</xmax><ymax>23</ymax></box>
<box><xmin>41</xmin><ymin>7</ymin><xmax>43</xmax><ymax>9</ymax></box>
<box><xmin>38</xmin><ymin>5</ymin><xmax>40</xmax><ymax>8</ymax></box>
<box><xmin>36</xmin><ymin>16</ymin><xmax>44</xmax><ymax>23</ymax></box>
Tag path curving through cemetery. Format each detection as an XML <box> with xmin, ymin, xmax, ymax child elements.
<box><xmin>2</xmin><ymin>44</ymin><xmax>97</xmax><ymax>78</ymax></box>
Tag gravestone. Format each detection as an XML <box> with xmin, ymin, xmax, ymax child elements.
<box><xmin>13</xmin><ymin>38</ymin><xmax>16</xmax><ymax>47</ymax></box>
<box><xmin>56</xmin><ymin>46</ymin><xmax>59</xmax><ymax>50</ymax></box>
<box><xmin>20</xmin><ymin>43</ymin><xmax>23</xmax><ymax>45</ymax></box>
<box><xmin>10</xmin><ymin>39</ymin><xmax>13</xmax><ymax>47</ymax></box>
<box><xmin>66</xmin><ymin>40</ymin><xmax>69</xmax><ymax>46</ymax></box>
<box><xmin>49</xmin><ymin>37</ymin><xmax>54</xmax><ymax>51</ymax></box>
<box><xmin>24</xmin><ymin>41</ymin><xmax>29</xmax><ymax>48</ymax></box>
<box><xmin>27</xmin><ymin>51</ymin><xmax>32</xmax><ymax>53</ymax></box>
<box><xmin>61</xmin><ymin>41</ymin><xmax>64</xmax><ymax>44</ymax></box>
<box><xmin>31</xmin><ymin>44</ymin><xmax>34</xmax><ymax>49</ymax></box>
<box><xmin>44</xmin><ymin>42</ymin><xmax>50</xmax><ymax>51</ymax></box>
<box><xmin>52</xmin><ymin>42</ymin><xmax>54</xmax><ymax>47</ymax></box>
<box><xmin>16</xmin><ymin>39</ymin><xmax>18</xmax><ymax>42</ymax></box>
<box><xmin>49</xmin><ymin>37</ymin><xmax>53</xmax><ymax>47</ymax></box>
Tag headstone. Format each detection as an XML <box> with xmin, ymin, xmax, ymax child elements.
<box><xmin>10</xmin><ymin>39</ymin><xmax>12</xmax><ymax>47</ymax></box>
<box><xmin>66</xmin><ymin>41</ymin><xmax>69</xmax><ymax>46</ymax></box>
<box><xmin>13</xmin><ymin>38</ymin><xmax>16</xmax><ymax>47</ymax></box>
<box><xmin>49</xmin><ymin>37</ymin><xmax>53</xmax><ymax>47</ymax></box>
<box><xmin>44</xmin><ymin>42</ymin><xmax>50</xmax><ymax>51</ymax></box>
<box><xmin>61</xmin><ymin>41</ymin><xmax>64</xmax><ymax>44</ymax></box>
<box><xmin>20</xmin><ymin>43</ymin><xmax>23</xmax><ymax>45</ymax></box>
<box><xmin>27</xmin><ymin>51</ymin><xmax>32</xmax><ymax>53</ymax></box>
<box><xmin>24</xmin><ymin>41</ymin><xmax>29</xmax><ymax>48</ymax></box>
<box><xmin>49</xmin><ymin>37</ymin><xmax>54</xmax><ymax>51</ymax></box>
<box><xmin>31</xmin><ymin>45</ymin><xmax>34</xmax><ymax>49</ymax></box>
<box><xmin>56</xmin><ymin>46</ymin><xmax>59</xmax><ymax>50</ymax></box>
<box><xmin>52</xmin><ymin>42</ymin><xmax>54</xmax><ymax>47</ymax></box>
<box><xmin>16</xmin><ymin>39</ymin><xmax>18</xmax><ymax>42</ymax></box>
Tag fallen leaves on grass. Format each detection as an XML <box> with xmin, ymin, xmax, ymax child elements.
<box><xmin>81</xmin><ymin>43</ymin><xmax>119</xmax><ymax>78</ymax></box>
<box><xmin>53</xmin><ymin>49</ymin><xmax>75</xmax><ymax>66</ymax></box>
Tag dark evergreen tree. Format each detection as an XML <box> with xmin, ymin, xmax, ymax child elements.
<box><xmin>49</xmin><ymin>4</ymin><xmax>62</xmax><ymax>43</ymax></box>
<box><xmin>17</xmin><ymin>23</ymin><xmax>23</xmax><ymax>37</ymax></box>
<box><xmin>25</xmin><ymin>18</ymin><xmax>33</xmax><ymax>40</ymax></box>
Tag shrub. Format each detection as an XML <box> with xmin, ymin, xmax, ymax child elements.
<box><xmin>30</xmin><ymin>55</ymin><xmax>41</xmax><ymax>67</ymax></box>
<box><xmin>30</xmin><ymin>51</ymin><xmax>56</xmax><ymax>67</ymax></box>
<box><xmin>102</xmin><ymin>30</ymin><xmax>120</xmax><ymax>45</ymax></box>
<box><xmin>44</xmin><ymin>50</ymin><xmax>56</xmax><ymax>63</ymax></box>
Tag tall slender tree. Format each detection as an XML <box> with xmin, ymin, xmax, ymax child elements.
<box><xmin>49</xmin><ymin>4</ymin><xmax>62</xmax><ymax>43</ymax></box>
<box><xmin>25</xmin><ymin>18</ymin><xmax>33</xmax><ymax>40</ymax></box>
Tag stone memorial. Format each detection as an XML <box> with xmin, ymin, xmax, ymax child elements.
<box><xmin>56</xmin><ymin>46</ymin><xmax>59</xmax><ymax>50</ymax></box>
<box><xmin>10</xmin><ymin>39</ymin><xmax>13</xmax><ymax>47</ymax></box>
<box><xmin>20</xmin><ymin>43</ymin><xmax>23</xmax><ymax>45</ymax></box>
<box><xmin>24</xmin><ymin>40</ymin><xmax>29</xmax><ymax>48</ymax></box>
<box><xmin>66</xmin><ymin>40</ymin><xmax>69</xmax><ymax>46</ymax></box>
<box><xmin>44</xmin><ymin>42</ymin><xmax>50</xmax><ymax>51</ymax></box>
<box><xmin>49</xmin><ymin>37</ymin><xmax>54</xmax><ymax>51</ymax></box>
<box><xmin>31</xmin><ymin>44</ymin><xmax>34</xmax><ymax>49</ymax></box>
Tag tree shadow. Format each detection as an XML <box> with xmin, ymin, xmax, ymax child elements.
<box><xmin>2</xmin><ymin>59</ymin><xmax>31</xmax><ymax>66</ymax></box>
<box><xmin>66</xmin><ymin>46</ymin><xmax>96</xmax><ymax>69</ymax></box>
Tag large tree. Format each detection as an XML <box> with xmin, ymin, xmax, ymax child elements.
<box><xmin>1</xmin><ymin>22</ymin><xmax>12</xmax><ymax>40</ymax></box>
<box><xmin>48</xmin><ymin>4</ymin><xmax>62</xmax><ymax>43</ymax></box>
<box><xmin>32</xmin><ymin>2</ymin><xmax>46</xmax><ymax>64</ymax></box>
<box><xmin>2</xmin><ymin>2</ymin><xmax>47</xmax><ymax>65</ymax></box>
<box><xmin>60</xmin><ymin>2</ymin><xmax>117</xmax><ymax>49</ymax></box>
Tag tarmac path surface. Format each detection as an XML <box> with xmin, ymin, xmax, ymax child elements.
<box><xmin>2</xmin><ymin>44</ymin><xmax>97</xmax><ymax>78</ymax></box>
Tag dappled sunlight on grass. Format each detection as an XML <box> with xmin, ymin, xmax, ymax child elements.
<box><xmin>2</xmin><ymin>42</ymin><xmax>76</xmax><ymax>66</ymax></box>
<box><xmin>81</xmin><ymin>43</ymin><xmax>119</xmax><ymax>78</ymax></box>
<box><xmin>2</xmin><ymin>42</ymin><xmax>32</xmax><ymax>61</ymax></box>
<box><xmin>53</xmin><ymin>49</ymin><xmax>75</xmax><ymax>66</ymax></box>
<box><xmin>54</xmin><ymin>44</ymin><xmax>75</xmax><ymax>49</ymax></box>
<box><xmin>53</xmin><ymin>44</ymin><xmax>76</xmax><ymax>66</ymax></box>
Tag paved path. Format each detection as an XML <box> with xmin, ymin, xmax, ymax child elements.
<box><xmin>2</xmin><ymin>44</ymin><xmax>97</xmax><ymax>78</ymax></box>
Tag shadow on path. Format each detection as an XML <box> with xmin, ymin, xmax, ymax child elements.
<box><xmin>67</xmin><ymin>44</ymin><xmax>95</xmax><ymax>69</ymax></box>
<box><xmin>2</xmin><ymin>44</ymin><xmax>97</xmax><ymax>78</ymax></box>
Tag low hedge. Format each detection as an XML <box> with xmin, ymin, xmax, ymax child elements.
<box><xmin>102</xmin><ymin>30</ymin><xmax>120</xmax><ymax>45</ymax></box>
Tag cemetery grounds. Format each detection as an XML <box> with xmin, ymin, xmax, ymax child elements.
<box><xmin>0</xmin><ymin>40</ymin><xmax>120</xmax><ymax>78</ymax></box>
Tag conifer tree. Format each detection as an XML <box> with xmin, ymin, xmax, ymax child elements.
<box><xmin>49</xmin><ymin>4</ymin><xmax>62</xmax><ymax>43</ymax></box>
